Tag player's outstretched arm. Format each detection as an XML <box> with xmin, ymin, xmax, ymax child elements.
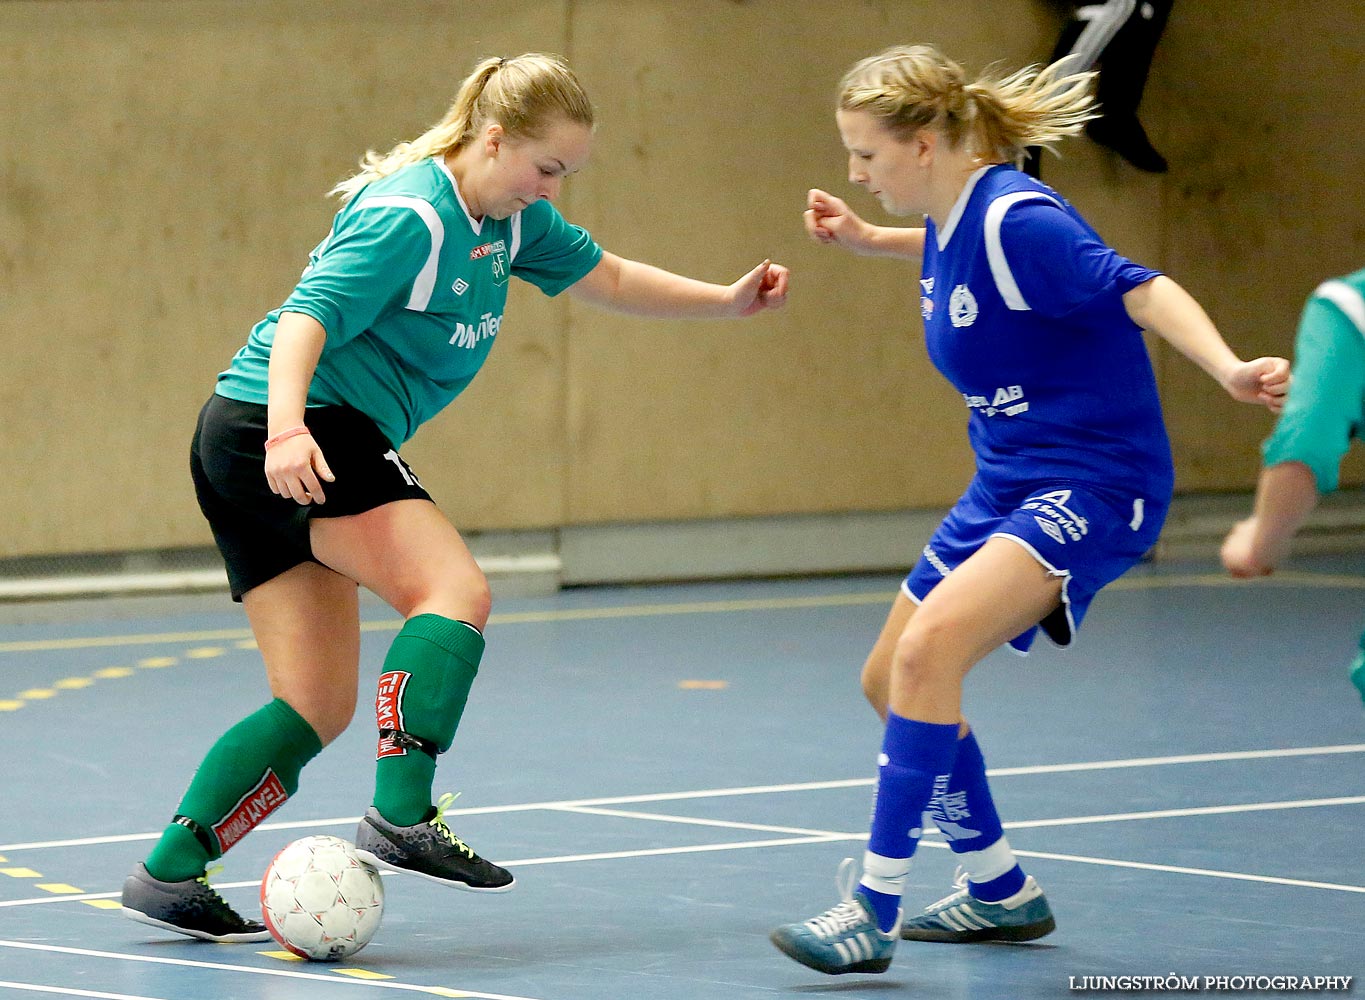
<box><xmin>566</xmin><ymin>251</ymin><xmax>789</xmax><ymax>319</ymax></box>
<box><xmin>1123</xmin><ymin>275</ymin><xmax>1291</xmax><ymax>412</ymax></box>
<box><xmin>805</xmin><ymin>188</ymin><xmax>925</xmax><ymax>260</ymax></box>
<box><xmin>1221</xmin><ymin>461</ymin><xmax>1319</xmax><ymax>577</ymax></box>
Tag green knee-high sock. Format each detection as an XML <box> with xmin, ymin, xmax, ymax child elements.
<box><xmin>145</xmin><ymin>698</ymin><xmax>322</xmax><ymax>882</ymax></box>
<box><xmin>372</xmin><ymin>614</ymin><xmax>484</xmax><ymax>827</ymax></box>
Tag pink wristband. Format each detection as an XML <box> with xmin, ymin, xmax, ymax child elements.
<box><xmin>264</xmin><ymin>425</ymin><xmax>312</xmax><ymax>450</ymax></box>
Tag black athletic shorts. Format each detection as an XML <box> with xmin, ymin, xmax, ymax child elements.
<box><xmin>190</xmin><ymin>393</ymin><xmax>433</xmax><ymax>601</ymax></box>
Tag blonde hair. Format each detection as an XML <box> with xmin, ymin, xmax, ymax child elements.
<box><xmin>838</xmin><ymin>44</ymin><xmax>1098</xmax><ymax>162</ymax></box>
<box><xmin>331</xmin><ymin>52</ymin><xmax>594</xmax><ymax>201</ymax></box>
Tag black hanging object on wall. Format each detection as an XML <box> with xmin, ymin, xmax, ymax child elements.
<box><xmin>1023</xmin><ymin>0</ymin><xmax>1172</xmax><ymax>178</ymax></box>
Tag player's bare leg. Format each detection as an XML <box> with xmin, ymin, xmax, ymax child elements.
<box><xmin>313</xmin><ymin>500</ymin><xmax>514</xmax><ymax>891</ymax></box>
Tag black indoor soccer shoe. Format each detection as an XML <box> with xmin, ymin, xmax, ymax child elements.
<box><xmin>354</xmin><ymin>793</ymin><xmax>514</xmax><ymax>892</ymax></box>
<box><xmin>121</xmin><ymin>863</ymin><xmax>272</xmax><ymax>943</ymax></box>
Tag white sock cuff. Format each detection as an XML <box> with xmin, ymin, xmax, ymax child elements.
<box><xmin>860</xmin><ymin>850</ymin><xmax>911</xmax><ymax>896</ymax></box>
<box><xmin>957</xmin><ymin>835</ymin><xmax>1018</xmax><ymax>884</ymax></box>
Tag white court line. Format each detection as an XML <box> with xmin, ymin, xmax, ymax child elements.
<box><xmin>495</xmin><ymin>834</ymin><xmax>851</xmax><ymax>868</ymax></box>
<box><xmin>2</xmin><ymin>750</ymin><xmax>1358</xmax><ymax>907</ymax></box>
<box><xmin>1002</xmin><ymin>794</ymin><xmax>1365</xmax><ymax>830</ymax></box>
<box><xmin>1005</xmin><ymin>847</ymin><xmax>1365</xmax><ymax>893</ymax></box>
<box><xmin>0</xmin><ymin>835</ymin><xmax>853</xmax><ymax>909</ymax></box>
<box><xmin>490</xmin><ymin>809</ymin><xmax>1364</xmax><ymax>895</ymax></box>
<box><xmin>524</xmin><ymin>801</ymin><xmax>1365</xmax><ymax>894</ymax></box>
<box><xmin>5</xmin><ymin>742</ymin><xmax>1362</xmax><ymax>854</ymax></box>
<box><xmin>548</xmin><ymin>804</ymin><xmax>844</xmax><ymax>837</ymax></box>
<box><xmin>5</xmin><ymin>793</ymin><xmax>1363</xmax><ymax>910</ymax></box>
<box><xmin>0</xmin><ymin>940</ymin><xmax>538</xmax><ymax>999</ymax></box>
<box><xmin>987</xmin><ymin>743</ymin><xmax>1365</xmax><ymax>777</ymax></box>
<box><xmin>0</xmin><ymin>982</ymin><xmax>168</xmax><ymax>1000</ymax></box>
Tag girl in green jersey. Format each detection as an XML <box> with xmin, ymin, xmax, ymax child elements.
<box><xmin>123</xmin><ymin>52</ymin><xmax>789</xmax><ymax>943</ymax></box>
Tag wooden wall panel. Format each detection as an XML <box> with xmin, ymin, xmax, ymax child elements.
<box><xmin>563</xmin><ymin>0</ymin><xmax>1097</xmax><ymax>522</ymax></box>
<box><xmin>0</xmin><ymin>0</ymin><xmax>573</xmax><ymax>556</ymax></box>
<box><xmin>1154</xmin><ymin>1</ymin><xmax>1365</xmax><ymax>491</ymax></box>
<box><xmin>2</xmin><ymin>0</ymin><xmax>1359</xmax><ymax>560</ymax></box>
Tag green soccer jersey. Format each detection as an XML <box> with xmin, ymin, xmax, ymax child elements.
<box><xmin>215</xmin><ymin>156</ymin><xmax>603</xmax><ymax>446</ymax></box>
<box><xmin>1262</xmin><ymin>267</ymin><xmax>1365</xmax><ymax>493</ymax></box>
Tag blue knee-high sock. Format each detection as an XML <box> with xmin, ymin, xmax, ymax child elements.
<box><xmin>859</xmin><ymin>713</ymin><xmax>959</xmax><ymax>932</ymax></box>
<box><xmin>928</xmin><ymin>729</ymin><xmax>1026</xmax><ymax>902</ymax></box>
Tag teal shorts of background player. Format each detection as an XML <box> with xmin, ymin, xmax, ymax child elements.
<box><xmin>1351</xmin><ymin>630</ymin><xmax>1365</xmax><ymax>708</ymax></box>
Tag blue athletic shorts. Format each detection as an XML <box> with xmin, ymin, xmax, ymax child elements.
<box><xmin>903</xmin><ymin>478</ymin><xmax>1168</xmax><ymax>654</ymax></box>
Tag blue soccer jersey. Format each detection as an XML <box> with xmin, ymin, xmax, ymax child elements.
<box><xmin>920</xmin><ymin>164</ymin><xmax>1173</xmax><ymax>505</ymax></box>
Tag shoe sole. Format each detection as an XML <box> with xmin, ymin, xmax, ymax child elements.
<box><xmin>769</xmin><ymin>931</ymin><xmax>892</xmax><ymax>976</ymax></box>
<box><xmin>354</xmin><ymin>849</ymin><xmax>515</xmax><ymax>893</ymax></box>
<box><xmin>121</xmin><ymin>905</ymin><xmax>273</xmax><ymax>943</ymax></box>
<box><xmin>901</xmin><ymin>914</ymin><xmax>1056</xmax><ymax>943</ymax></box>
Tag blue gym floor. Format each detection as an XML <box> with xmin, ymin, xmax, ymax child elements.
<box><xmin>2</xmin><ymin>554</ymin><xmax>1362</xmax><ymax>999</ymax></box>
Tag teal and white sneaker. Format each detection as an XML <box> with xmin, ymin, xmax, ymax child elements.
<box><xmin>901</xmin><ymin>869</ymin><xmax>1055</xmax><ymax>943</ymax></box>
<box><xmin>771</xmin><ymin>860</ymin><xmax>900</xmax><ymax>976</ymax></box>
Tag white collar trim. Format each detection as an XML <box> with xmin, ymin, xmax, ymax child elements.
<box><xmin>433</xmin><ymin>156</ymin><xmax>483</xmax><ymax>235</ymax></box>
<box><xmin>935</xmin><ymin>165</ymin><xmax>994</xmax><ymax>251</ymax></box>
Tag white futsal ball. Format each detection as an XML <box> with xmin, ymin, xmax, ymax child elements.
<box><xmin>260</xmin><ymin>835</ymin><xmax>385</xmax><ymax>961</ymax></box>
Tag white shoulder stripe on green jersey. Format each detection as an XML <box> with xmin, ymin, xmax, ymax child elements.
<box><xmin>1315</xmin><ymin>280</ymin><xmax>1365</xmax><ymax>341</ymax></box>
<box><xmin>510</xmin><ymin>211</ymin><xmax>523</xmax><ymax>263</ymax></box>
<box><xmin>358</xmin><ymin>196</ymin><xmax>445</xmax><ymax>311</ymax></box>
<box><xmin>984</xmin><ymin>192</ymin><xmax>1060</xmax><ymax>312</ymax></box>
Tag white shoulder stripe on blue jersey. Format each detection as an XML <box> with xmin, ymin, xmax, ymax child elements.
<box><xmin>984</xmin><ymin>192</ymin><xmax>1060</xmax><ymax>311</ymax></box>
<box><xmin>357</xmin><ymin>196</ymin><xmax>445</xmax><ymax>312</ymax></box>
<box><xmin>510</xmin><ymin>211</ymin><xmax>523</xmax><ymax>263</ymax></box>
<box><xmin>1314</xmin><ymin>280</ymin><xmax>1365</xmax><ymax>340</ymax></box>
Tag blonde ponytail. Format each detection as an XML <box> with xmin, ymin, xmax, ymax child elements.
<box><xmin>838</xmin><ymin>44</ymin><xmax>1097</xmax><ymax>162</ymax></box>
<box><xmin>330</xmin><ymin>53</ymin><xmax>594</xmax><ymax>202</ymax></box>
<box><xmin>965</xmin><ymin>59</ymin><xmax>1098</xmax><ymax>162</ymax></box>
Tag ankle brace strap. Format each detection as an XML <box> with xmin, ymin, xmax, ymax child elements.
<box><xmin>172</xmin><ymin>814</ymin><xmax>219</xmax><ymax>857</ymax></box>
<box><xmin>378</xmin><ymin>728</ymin><xmax>439</xmax><ymax>760</ymax></box>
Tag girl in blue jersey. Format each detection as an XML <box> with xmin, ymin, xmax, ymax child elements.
<box><xmin>770</xmin><ymin>44</ymin><xmax>1288</xmax><ymax>977</ymax></box>
<box><xmin>122</xmin><ymin>52</ymin><xmax>789</xmax><ymax>944</ymax></box>
<box><xmin>1221</xmin><ymin>268</ymin><xmax>1365</xmax><ymax>707</ymax></box>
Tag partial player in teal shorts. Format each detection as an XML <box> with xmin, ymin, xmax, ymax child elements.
<box><xmin>121</xmin><ymin>52</ymin><xmax>790</xmax><ymax>945</ymax></box>
<box><xmin>1222</xmin><ymin>267</ymin><xmax>1365</xmax><ymax>707</ymax></box>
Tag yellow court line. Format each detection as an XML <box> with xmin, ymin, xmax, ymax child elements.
<box><xmin>0</xmin><ymin>594</ymin><xmax>888</xmax><ymax>653</ymax></box>
<box><xmin>1111</xmin><ymin>571</ymin><xmax>1365</xmax><ymax>591</ymax></box>
<box><xmin>467</xmin><ymin>591</ymin><xmax>893</xmax><ymax>627</ymax></box>
<box><xmin>0</xmin><ymin>571</ymin><xmax>1358</xmax><ymax>655</ymax></box>
<box><xmin>0</xmin><ymin>940</ymin><xmax>547</xmax><ymax>1000</ymax></box>
<box><xmin>0</xmin><ymin>627</ymin><xmax>257</xmax><ymax>655</ymax></box>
